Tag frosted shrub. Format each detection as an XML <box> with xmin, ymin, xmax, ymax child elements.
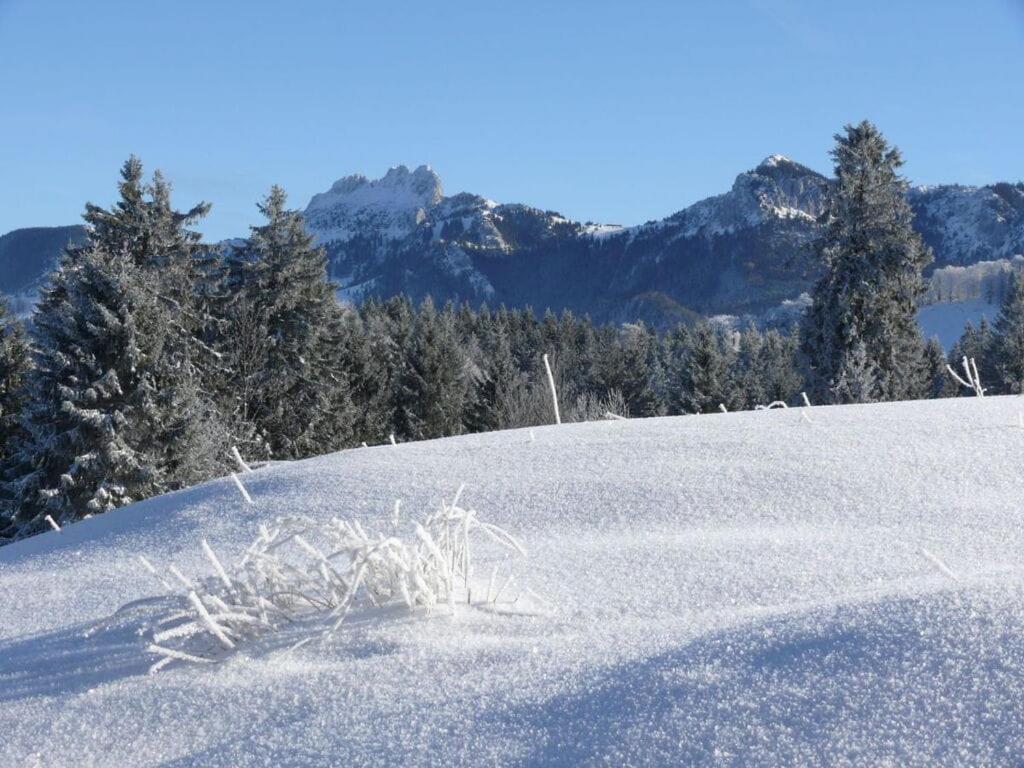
<box><xmin>143</xmin><ymin>493</ymin><xmax>532</xmax><ymax>672</ymax></box>
<box><xmin>567</xmin><ymin>389</ymin><xmax>629</xmax><ymax>423</ymax></box>
<box><xmin>947</xmin><ymin>355</ymin><xmax>985</xmax><ymax>397</ymax></box>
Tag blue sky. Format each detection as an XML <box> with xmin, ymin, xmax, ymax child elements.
<box><xmin>1</xmin><ymin>0</ymin><xmax>1023</xmax><ymax>240</ymax></box>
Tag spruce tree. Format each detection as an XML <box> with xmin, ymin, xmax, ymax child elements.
<box><xmin>397</xmin><ymin>298</ymin><xmax>469</xmax><ymax>440</ymax></box>
<box><xmin>801</xmin><ymin>121</ymin><xmax>932</xmax><ymax>403</ymax></box>
<box><xmin>0</xmin><ymin>298</ymin><xmax>30</xmax><ymax>465</ymax></box>
<box><xmin>671</xmin><ymin>323</ymin><xmax>731</xmax><ymax>414</ymax></box>
<box><xmin>216</xmin><ymin>187</ymin><xmax>355</xmax><ymax>458</ymax></box>
<box><xmin>758</xmin><ymin>328</ymin><xmax>803</xmax><ymax>404</ymax></box>
<box><xmin>592</xmin><ymin>323</ymin><xmax>663</xmax><ymax>417</ymax></box>
<box><xmin>465</xmin><ymin>327</ymin><xmax>523</xmax><ymax>433</ymax></box>
<box><xmin>949</xmin><ymin>319</ymin><xmax>997</xmax><ymax>395</ymax></box>
<box><xmin>734</xmin><ymin>324</ymin><xmax>766</xmax><ymax>409</ymax></box>
<box><xmin>922</xmin><ymin>337</ymin><xmax>955</xmax><ymax>399</ymax></box>
<box><xmin>993</xmin><ymin>272</ymin><xmax>1024</xmax><ymax>393</ymax></box>
<box><xmin>1</xmin><ymin>159</ymin><xmax>226</xmax><ymax>537</ymax></box>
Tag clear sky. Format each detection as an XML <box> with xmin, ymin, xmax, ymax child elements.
<box><xmin>1</xmin><ymin>0</ymin><xmax>1023</xmax><ymax>240</ymax></box>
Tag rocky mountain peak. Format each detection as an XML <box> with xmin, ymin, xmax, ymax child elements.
<box><xmin>303</xmin><ymin>164</ymin><xmax>445</xmax><ymax>244</ymax></box>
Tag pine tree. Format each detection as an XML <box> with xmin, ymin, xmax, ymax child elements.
<box><xmin>734</xmin><ymin>324</ymin><xmax>766</xmax><ymax>409</ymax></box>
<box><xmin>0</xmin><ymin>299</ymin><xmax>30</xmax><ymax>465</ymax></box>
<box><xmin>801</xmin><ymin>121</ymin><xmax>932</xmax><ymax>403</ymax></box>
<box><xmin>216</xmin><ymin>187</ymin><xmax>355</xmax><ymax>458</ymax></box>
<box><xmin>397</xmin><ymin>298</ymin><xmax>469</xmax><ymax>440</ymax></box>
<box><xmin>465</xmin><ymin>327</ymin><xmax>523</xmax><ymax>433</ymax></box>
<box><xmin>670</xmin><ymin>323</ymin><xmax>731</xmax><ymax>414</ymax></box>
<box><xmin>831</xmin><ymin>339</ymin><xmax>877</xmax><ymax>404</ymax></box>
<box><xmin>993</xmin><ymin>272</ymin><xmax>1024</xmax><ymax>393</ymax></box>
<box><xmin>758</xmin><ymin>328</ymin><xmax>803</xmax><ymax>404</ymax></box>
<box><xmin>922</xmin><ymin>337</ymin><xmax>955</xmax><ymax>399</ymax></box>
<box><xmin>1</xmin><ymin>158</ymin><xmax>226</xmax><ymax>537</ymax></box>
<box><xmin>949</xmin><ymin>319</ymin><xmax>997</xmax><ymax>396</ymax></box>
<box><xmin>592</xmin><ymin>323</ymin><xmax>663</xmax><ymax>417</ymax></box>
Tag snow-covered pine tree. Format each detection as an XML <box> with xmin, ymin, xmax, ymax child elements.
<box><xmin>801</xmin><ymin>121</ymin><xmax>932</xmax><ymax>404</ymax></box>
<box><xmin>670</xmin><ymin>323</ymin><xmax>733</xmax><ymax>414</ymax></box>
<box><xmin>949</xmin><ymin>319</ymin><xmax>998</xmax><ymax>396</ymax></box>
<box><xmin>993</xmin><ymin>272</ymin><xmax>1024</xmax><ymax>394</ymax></box>
<box><xmin>0</xmin><ymin>158</ymin><xmax>226</xmax><ymax>538</ymax></box>
<box><xmin>734</xmin><ymin>324</ymin><xmax>766</xmax><ymax>409</ymax></box>
<box><xmin>217</xmin><ymin>186</ymin><xmax>355</xmax><ymax>458</ymax></box>
<box><xmin>758</xmin><ymin>328</ymin><xmax>803</xmax><ymax>405</ymax></box>
<box><xmin>333</xmin><ymin>305</ymin><xmax>395</xmax><ymax>445</ymax></box>
<box><xmin>830</xmin><ymin>339</ymin><xmax>877</xmax><ymax>404</ymax></box>
<box><xmin>922</xmin><ymin>337</ymin><xmax>956</xmax><ymax>399</ymax></box>
<box><xmin>3</xmin><ymin>243</ymin><xmax>166</xmax><ymax>534</ymax></box>
<box><xmin>591</xmin><ymin>322</ymin><xmax>664</xmax><ymax>417</ymax></box>
<box><xmin>0</xmin><ymin>298</ymin><xmax>30</xmax><ymax>465</ymax></box>
<box><xmin>397</xmin><ymin>298</ymin><xmax>469</xmax><ymax>440</ymax></box>
<box><xmin>465</xmin><ymin>326</ymin><xmax>524</xmax><ymax>433</ymax></box>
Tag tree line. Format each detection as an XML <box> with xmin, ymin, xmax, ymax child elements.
<box><xmin>1</xmin><ymin>122</ymin><xmax>1023</xmax><ymax>541</ymax></box>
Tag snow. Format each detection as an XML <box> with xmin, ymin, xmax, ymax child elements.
<box><xmin>581</xmin><ymin>222</ymin><xmax>625</xmax><ymax>239</ymax></box>
<box><xmin>4</xmin><ymin>397</ymin><xmax>1024</xmax><ymax>765</ymax></box>
<box><xmin>303</xmin><ymin>165</ymin><xmax>443</xmax><ymax>245</ymax></box>
<box><xmin>917</xmin><ymin>298</ymin><xmax>996</xmax><ymax>350</ymax></box>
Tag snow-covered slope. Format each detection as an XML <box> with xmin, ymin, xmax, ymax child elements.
<box><xmin>4</xmin><ymin>397</ymin><xmax>1024</xmax><ymax>766</ymax></box>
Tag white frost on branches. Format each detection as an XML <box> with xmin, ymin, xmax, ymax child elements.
<box><xmin>543</xmin><ymin>353</ymin><xmax>561</xmax><ymax>425</ymax></box>
<box><xmin>142</xmin><ymin>496</ymin><xmax>535</xmax><ymax>672</ymax></box>
<box><xmin>946</xmin><ymin>356</ymin><xmax>985</xmax><ymax>397</ymax></box>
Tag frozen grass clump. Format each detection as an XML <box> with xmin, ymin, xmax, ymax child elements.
<box><xmin>142</xmin><ymin>491</ymin><xmax>532</xmax><ymax>673</ymax></box>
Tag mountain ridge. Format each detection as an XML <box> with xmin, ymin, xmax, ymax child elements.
<box><xmin>3</xmin><ymin>158</ymin><xmax>1023</xmax><ymax>326</ymax></box>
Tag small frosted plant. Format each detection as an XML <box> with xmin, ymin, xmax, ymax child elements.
<box><xmin>141</xmin><ymin>491</ymin><xmax>536</xmax><ymax>672</ymax></box>
<box><xmin>947</xmin><ymin>355</ymin><xmax>985</xmax><ymax>397</ymax></box>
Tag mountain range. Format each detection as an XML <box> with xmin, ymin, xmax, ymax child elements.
<box><xmin>3</xmin><ymin>158</ymin><xmax>1023</xmax><ymax>326</ymax></box>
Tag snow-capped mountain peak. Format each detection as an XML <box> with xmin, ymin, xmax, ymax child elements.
<box><xmin>304</xmin><ymin>164</ymin><xmax>444</xmax><ymax>243</ymax></box>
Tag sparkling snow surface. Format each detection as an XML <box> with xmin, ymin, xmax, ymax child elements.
<box><xmin>3</xmin><ymin>397</ymin><xmax>1024</xmax><ymax>766</ymax></box>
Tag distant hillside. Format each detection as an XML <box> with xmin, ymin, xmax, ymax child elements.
<box><xmin>304</xmin><ymin>160</ymin><xmax>1024</xmax><ymax>325</ymax></box>
<box><xmin>0</xmin><ymin>225</ymin><xmax>85</xmax><ymax>294</ymax></box>
<box><xmin>3</xmin><ymin>160</ymin><xmax>1023</xmax><ymax>327</ymax></box>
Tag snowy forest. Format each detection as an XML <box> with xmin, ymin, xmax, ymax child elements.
<box><xmin>2</xmin><ymin>121</ymin><xmax>1024</xmax><ymax>543</ymax></box>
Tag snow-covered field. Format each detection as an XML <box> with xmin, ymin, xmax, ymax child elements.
<box><xmin>3</xmin><ymin>396</ymin><xmax>1024</xmax><ymax>766</ymax></box>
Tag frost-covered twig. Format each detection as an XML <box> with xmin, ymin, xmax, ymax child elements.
<box><xmin>44</xmin><ymin>515</ymin><xmax>60</xmax><ymax>532</ymax></box>
<box><xmin>919</xmin><ymin>547</ymin><xmax>959</xmax><ymax>581</ymax></box>
<box><xmin>231</xmin><ymin>473</ymin><xmax>253</xmax><ymax>504</ymax></box>
<box><xmin>801</xmin><ymin>391</ymin><xmax>812</xmax><ymax>408</ymax></box>
<box><xmin>947</xmin><ymin>356</ymin><xmax>985</xmax><ymax>397</ymax></box>
<box><xmin>604</xmin><ymin>411</ymin><xmax>627</xmax><ymax>421</ymax></box>
<box><xmin>542</xmin><ymin>353</ymin><xmax>561</xmax><ymax>425</ymax></box>
<box><xmin>718</xmin><ymin>403</ymin><xmax>728</xmax><ymax>413</ymax></box>
<box><xmin>230</xmin><ymin>446</ymin><xmax>252</xmax><ymax>473</ymax></box>
<box><xmin>755</xmin><ymin>401</ymin><xmax>789</xmax><ymax>410</ymax></box>
<box><xmin>143</xmin><ymin>495</ymin><xmax>534</xmax><ymax>671</ymax></box>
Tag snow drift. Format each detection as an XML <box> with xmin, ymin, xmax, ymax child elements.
<box><xmin>2</xmin><ymin>396</ymin><xmax>1024</xmax><ymax>765</ymax></box>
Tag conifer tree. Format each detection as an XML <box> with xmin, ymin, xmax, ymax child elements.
<box><xmin>1</xmin><ymin>159</ymin><xmax>226</xmax><ymax>537</ymax></box>
<box><xmin>671</xmin><ymin>323</ymin><xmax>732</xmax><ymax>414</ymax></box>
<box><xmin>801</xmin><ymin>121</ymin><xmax>932</xmax><ymax>403</ymax></box>
<box><xmin>993</xmin><ymin>272</ymin><xmax>1024</xmax><ymax>393</ymax></box>
<box><xmin>397</xmin><ymin>298</ymin><xmax>469</xmax><ymax>440</ymax></box>
<box><xmin>758</xmin><ymin>328</ymin><xmax>803</xmax><ymax>404</ymax></box>
<box><xmin>922</xmin><ymin>338</ymin><xmax>955</xmax><ymax>399</ymax></box>
<box><xmin>949</xmin><ymin>319</ymin><xmax>997</xmax><ymax>395</ymax></box>
<box><xmin>0</xmin><ymin>298</ymin><xmax>30</xmax><ymax>465</ymax></box>
<box><xmin>465</xmin><ymin>327</ymin><xmax>523</xmax><ymax>433</ymax></box>
<box><xmin>592</xmin><ymin>323</ymin><xmax>663</xmax><ymax>417</ymax></box>
<box><xmin>735</xmin><ymin>324</ymin><xmax>766</xmax><ymax>408</ymax></box>
<box><xmin>216</xmin><ymin>187</ymin><xmax>354</xmax><ymax>458</ymax></box>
